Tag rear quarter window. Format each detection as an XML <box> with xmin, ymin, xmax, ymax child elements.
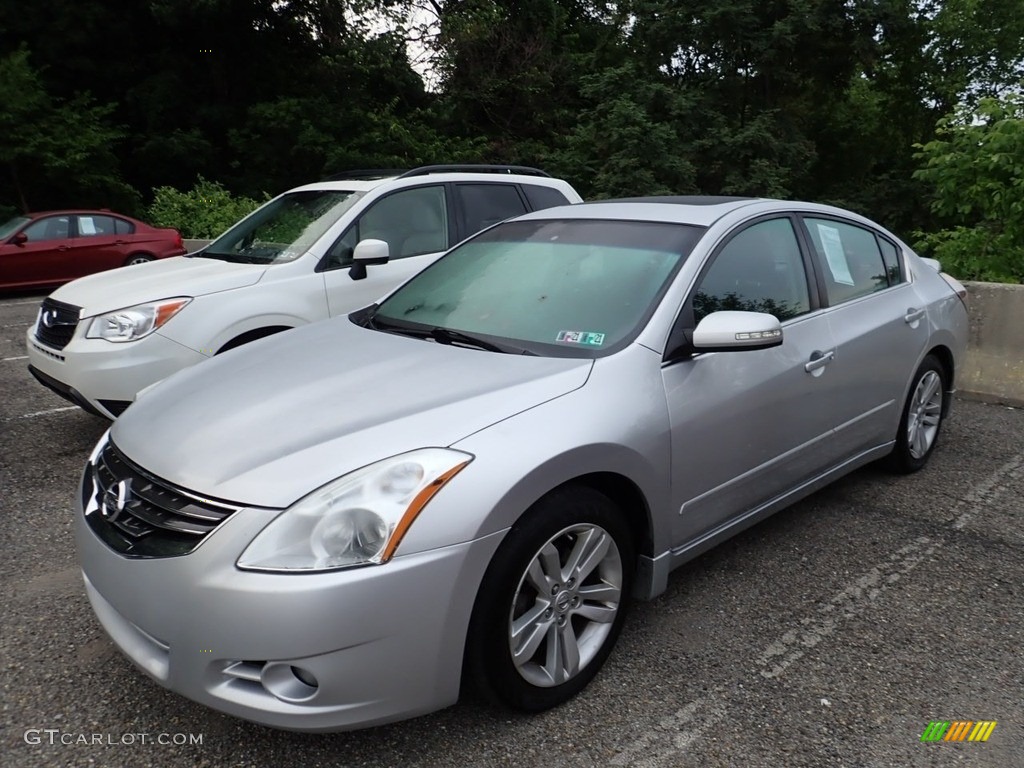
<box><xmin>455</xmin><ymin>183</ymin><xmax>528</xmax><ymax>235</ymax></box>
<box><xmin>523</xmin><ymin>184</ymin><xmax>571</xmax><ymax>211</ymax></box>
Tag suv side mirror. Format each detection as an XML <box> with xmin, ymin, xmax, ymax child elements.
<box><xmin>349</xmin><ymin>239</ymin><xmax>389</xmax><ymax>281</ymax></box>
<box><xmin>10</xmin><ymin>232</ymin><xmax>27</xmax><ymax>246</ymax></box>
<box><xmin>692</xmin><ymin>311</ymin><xmax>783</xmax><ymax>352</ymax></box>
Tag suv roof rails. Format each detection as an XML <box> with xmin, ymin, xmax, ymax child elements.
<box><xmin>397</xmin><ymin>164</ymin><xmax>551</xmax><ymax>179</ymax></box>
<box><xmin>322</xmin><ymin>169</ymin><xmax>407</xmax><ymax>181</ymax></box>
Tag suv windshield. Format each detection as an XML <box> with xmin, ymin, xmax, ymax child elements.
<box><xmin>372</xmin><ymin>219</ymin><xmax>704</xmax><ymax>357</ymax></box>
<box><xmin>201</xmin><ymin>190</ymin><xmax>363</xmax><ymax>264</ymax></box>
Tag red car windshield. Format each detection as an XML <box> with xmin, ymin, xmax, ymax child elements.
<box><xmin>0</xmin><ymin>216</ymin><xmax>30</xmax><ymax>239</ymax></box>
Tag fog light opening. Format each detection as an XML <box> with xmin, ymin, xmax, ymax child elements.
<box><xmin>291</xmin><ymin>666</ymin><xmax>318</xmax><ymax>689</ymax></box>
<box><xmin>260</xmin><ymin>662</ymin><xmax>320</xmax><ymax>702</ymax></box>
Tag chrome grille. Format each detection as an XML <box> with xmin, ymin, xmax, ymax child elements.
<box><xmin>35</xmin><ymin>297</ymin><xmax>80</xmax><ymax>350</ymax></box>
<box><xmin>83</xmin><ymin>439</ymin><xmax>240</xmax><ymax>558</ymax></box>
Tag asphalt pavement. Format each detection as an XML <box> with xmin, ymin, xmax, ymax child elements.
<box><xmin>1</xmin><ymin>291</ymin><xmax>1021</xmax><ymax>768</ymax></box>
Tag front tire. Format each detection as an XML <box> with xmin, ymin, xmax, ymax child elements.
<box><xmin>886</xmin><ymin>355</ymin><xmax>946</xmax><ymax>473</ymax></box>
<box><xmin>465</xmin><ymin>485</ymin><xmax>634</xmax><ymax>712</ymax></box>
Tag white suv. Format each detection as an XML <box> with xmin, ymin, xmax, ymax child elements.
<box><xmin>26</xmin><ymin>165</ymin><xmax>581</xmax><ymax>418</ymax></box>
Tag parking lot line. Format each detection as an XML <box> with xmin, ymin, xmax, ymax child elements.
<box><xmin>2</xmin><ymin>355</ymin><xmax>28</xmax><ymax>361</ymax></box>
<box><xmin>7</xmin><ymin>406</ymin><xmax>79</xmax><ymax>421</ymax></box>
<box><xmin>610</xmin><ymin>450</ymin><xmax>1024</xmax><ymax>766</ymax></box>
<box><xmin>1</xmin><ymin>299</ymin><xmax>42</xmax><ymax>305</ymax></box>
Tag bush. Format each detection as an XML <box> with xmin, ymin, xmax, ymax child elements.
<box><xmin>146</xmin><ymin>177</ymin><xmax>267</xmax><ymax>239</ymax></box>
<box><xmin>913</xmin><ymin>93</ymin><xmax>1024</xmax><ymax>283</ymax></box>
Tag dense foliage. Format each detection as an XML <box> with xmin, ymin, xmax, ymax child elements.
<box><xmin>1</xmin><ymin>0</ymin><xmax>1022</xmax><ymax>279</ymax></box>
<box><xmin>913</xmin><ymin>93</ymin><xmax>1024</xmax><ymax>282</ymax></box>
<box><xmin>147</xmin><ymin>178</ymin><xmax>266</xmax><ymax>239</ymax></box>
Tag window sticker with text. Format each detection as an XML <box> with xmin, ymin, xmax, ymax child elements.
<box><xmin>817</xmin><ymin>223</ymin><xmax>855</xmax><ymax>286</ymax></box>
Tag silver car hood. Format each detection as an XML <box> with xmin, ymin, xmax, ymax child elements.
<box><xmin>111</xmin><ymin>319</ymin><xmax>592</xmax><ymax>507</ymax></box>
<box><xmin>50</xmin><ymin>256</ymin><xmax>266</xmax><ymax>317</ymax></box>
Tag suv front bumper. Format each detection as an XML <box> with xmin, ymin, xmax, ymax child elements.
<box><xmin>26</xmin><ymin>325</ymin><xmax>206</xmax><ymax>419</ymax></box>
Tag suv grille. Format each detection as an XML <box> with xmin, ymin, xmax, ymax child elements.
<box><xmin>35</xmin><ymin>297</ymin><xmax>80</xmax><ymax>350</ymax></box>
<box><xmin>83</xmin><ymin>439</ymin><xmax>240</xmax><ymax>558</ymax></box>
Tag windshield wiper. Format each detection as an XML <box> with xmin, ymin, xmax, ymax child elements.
<box><xmin>429</xmin><ymin>327</ymin><xmax>507</xmax><ymax>353</ymax></box>
<box><xmin>364</xmin><ymin>315</ymin><xmax>535</xmax><ymax>355</ymax></box>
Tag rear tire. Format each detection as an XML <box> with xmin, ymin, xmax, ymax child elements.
<box><xmin>124</xmin><ymin>253</ymin><xmax>153</xmax><ymax>266</ymax></box>
<box><xmin>465</xmin><ymin>485</ymin><xmax>634</xmax><ymax>712</ymax></box>
<box><xmin>885</xmin><ymin>355</ymin><xmax>946</xmax><ymax>474</ymax></box>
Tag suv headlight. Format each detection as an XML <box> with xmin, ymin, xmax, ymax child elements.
<box><xmin>237</xmin><ymin>449</ymin><xmax>473</xmax><ymax>572</ymax></box>
<box><xmin>86</xmin><ymin>298</ymin><xmax>191</xmax><ymax>342</ymax></box>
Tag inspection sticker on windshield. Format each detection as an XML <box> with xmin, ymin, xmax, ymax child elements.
<box><xmin>556</xmin><ymin>330</ymin><xmax>605</xmax><ymax>346</ymax></box>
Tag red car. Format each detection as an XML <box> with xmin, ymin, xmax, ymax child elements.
<box><xmin>0</xmin><ymin>209</ymin><xmax>186</xmax><ymax>290</ymax></box>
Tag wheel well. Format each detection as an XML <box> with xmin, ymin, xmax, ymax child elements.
<box><xmin>926</xmin><ymin>344</ymin><xmax>955</xmax><ymax>415</ymax></box>
<box><xmin>555</xmin><ymin>473</ymin><xmax>653</xmax><ymax>559</ymax></box>
<box><xmin>124</xmin><ymin>252</ymin><xmax>154</xmax><ymax>263</ymax></box>
<box><xmin>216</xmin><ymin>326</ymin><xmax>292</xmax><ymax>354</ymax></box>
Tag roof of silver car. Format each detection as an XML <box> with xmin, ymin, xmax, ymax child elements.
<box><xmin>594</xmin><ymin>195</ymin><xmax>755</xmax><ymax>206</ymax></box>
<box><xmin>517</xmin><ymin>195</ymin><xmax>770</xmax><ymax>228</ymax></box>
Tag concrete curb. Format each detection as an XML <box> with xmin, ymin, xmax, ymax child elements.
<box><xmin>184</xmin><ymin>239</ymin><xmax>213</xmax><ymax>253</ymax></box>
<box><xmin>959</xmin><ymin>281</ymin><xmax>1024</xmax><ymax>407</ymax></box>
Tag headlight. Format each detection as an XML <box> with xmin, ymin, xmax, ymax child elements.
<box><xmin>86</xmin><ymin>298</ymin><xmax>191</xmax><ymax>342</ymax></box>
<box><xmin>237</xmin><ymin>449</ymin><xmax>473</xmax><ymax>572</ymax></box>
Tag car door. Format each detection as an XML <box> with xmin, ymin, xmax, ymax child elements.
<box><xmin>5</xmin><ymin>215</ymin><xmax>74</xmax><ymax>285</ymax></box>
<box><xmin>321</xmin><ymin>185</ymin><xmax>451</xmax><ymax>316</ymax></box>
<box><xmin>69</xmin><ymin>214</ymin><xmax>123</xmax><ymax>278</ymax></box>
<box><xmin>662</xmin><ymin>216</ymin><xmax>842</xmax><ymax>546</ymax></box>
<box><xmin>799</xmin><ymin>215</ymin><xmax>929</xmax><ymax>455</ymax></box>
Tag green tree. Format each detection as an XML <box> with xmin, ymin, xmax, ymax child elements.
<box><xmin>554</xmin><ymin>63</ymin><xmax>698</xmax><ymax>198</ymax></box>
<box><xmin>0</xmin><ymin>47</ymin><xmax>132</xmax><ymax>213</ymax></box>
<box><xmin>913</xmin><ymin>92</ymin><xmax>1024</xmax><ymax>282</ymax></box>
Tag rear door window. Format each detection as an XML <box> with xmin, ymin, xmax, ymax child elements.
<box><xmin>802</xmin><ymin>217</ymin><xmax>891</xmax><ymax>304</ymax></box>
<box><xmin>76</xmin><ymin>215</ymin><xmax>117</xmax><ymax>237</ymax></box>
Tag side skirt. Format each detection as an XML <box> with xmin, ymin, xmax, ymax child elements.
<box><xmin>633</xmin><ymin>441</ymin><xmax>895</xmax><ymax>601</ymax></box>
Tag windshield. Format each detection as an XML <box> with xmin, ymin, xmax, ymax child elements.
<box><xmin>373</xmin><ymin>219</ymin><xmax>704</xmax><ymax>357</ymax></box>
<box><xmin>200</xmin><ymin>190</ymin><xmax>363</xmax><ymax>264</ymax></box>
<box><xmin>0</xmin><ymin>216</ymin><xmax>30</xmax><ymax>240</ymax></box>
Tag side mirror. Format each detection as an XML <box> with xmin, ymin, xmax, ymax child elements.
<box><xmin>10</xmin><ymin>232</ymin><xmax>27</xmax><ymax>246</ymax></box>
<box><xmin>692</xmin><ymin>311</ymin><xmax>783</xmax><ymax>352</ymax></box>
<box><xmin>349</xmin><ymin>239</ymin><xmax>389</xmax><ymax>281</ymax></box>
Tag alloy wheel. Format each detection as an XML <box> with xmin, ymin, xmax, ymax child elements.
<box><xmin>508</xmin><ymin>523</ymin><xmax>623</xmax><ymax>688</ymax></box>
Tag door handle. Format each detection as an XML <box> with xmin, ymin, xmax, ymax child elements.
<box><xmin>57</xmin><ymin>245</ymin><xmax>70</xmax><ymax>251</ymax></box>
<box><xmin>804</xmin><ymin>349</ymin><xmax>835</xmax><ymax>372</ymax></box>
<box><xmin>904</xmin><ymin>307</ymin><xmax>925</xmax><ymax>324</ymax></box>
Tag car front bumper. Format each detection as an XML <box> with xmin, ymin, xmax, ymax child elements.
<box><xmin>26</xmin><ymin>325</ymin><xmax>206</xmax><ymax>419</ymax></box>
<box><xmin>75</xmin><ymin>483</ymin><xmax>506</xmax><ymax>731</ymax></box>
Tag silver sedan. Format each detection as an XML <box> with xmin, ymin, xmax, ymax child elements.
<box><xmin>75</xmin><ymin>197</ymin><xmax>968</xmax><ymax>730</ymax></box>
